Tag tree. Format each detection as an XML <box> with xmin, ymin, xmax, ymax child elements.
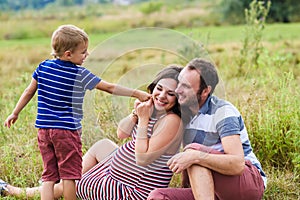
<box><xmin>219</xmin><ymin>0</ymin><xmax>300</xmax><ymax>24</ymax></box>
<box><xmin>0</xmin><ymin>0</ymin><xmax>55</xmax><ymax>10</ymax></box>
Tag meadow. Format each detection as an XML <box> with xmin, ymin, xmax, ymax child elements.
<box><xmin>0</xmin><ymin>2</ymin><xmax>299</xmax><ymax>199</ymax></box>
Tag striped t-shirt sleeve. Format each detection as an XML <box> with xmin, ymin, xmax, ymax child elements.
<box><xmin>78</xmin><ymin>67</ymin><xmax>101</xmax><ymax>90</ymax></box>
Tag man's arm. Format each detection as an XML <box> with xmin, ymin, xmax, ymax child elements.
<box><xmin>168</xmin><ymin>135</ymin><xmax>245</xmax><ymax>176</ymax></box>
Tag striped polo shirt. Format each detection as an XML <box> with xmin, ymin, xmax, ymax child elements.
<box><xmin>184</xmin><ymin>95</ymin><xmax>267</xmax><ymax>188</ymax></box>
<box><xmin>32</xmin><ymin>59</ymin><xmax>101</xmax><ymax>130</ymax></box>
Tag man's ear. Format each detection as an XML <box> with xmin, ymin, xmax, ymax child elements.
<box><xmin>201</xmin><ymin>86</ymin><xmax>211</xmax><ymax>99</ymax></box>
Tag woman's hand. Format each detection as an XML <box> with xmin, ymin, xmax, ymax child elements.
<box><xmin>133</xmin><ymin>99</ymin><xmax>141</xmax><ymax>110</ymax></box>
<box><xmin>136</xmin><ymin>98</ymin><xmax>153</xmax><ymax>124</ymax></box>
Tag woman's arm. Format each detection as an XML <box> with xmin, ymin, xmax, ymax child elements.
<box><xmin>117</xmin><ymin>113</ymin><xmax>138</xmax><ymax>139</ymax></box>
<box><xmin>117</xmin><ymin>100</ymin><xmax>141</xmax><ymax>139</ymax></box>
<box><xmin>135</xmin><ymin>113</ymin><xmax>183</xmax><ymax>166</ymax></box>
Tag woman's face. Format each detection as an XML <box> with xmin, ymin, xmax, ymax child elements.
<box><xmin>152</xmin><ymin>78</ymin><xmax>178</xmax><ymax>113</ymax></box>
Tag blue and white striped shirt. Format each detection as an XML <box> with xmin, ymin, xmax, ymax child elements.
<box><xmin>32</xmin><ymin>59</ymin><xmax>101</xmax><ymax>130</ymax></box>
<box><xmin>184</xmin><ymin>95</ymin><xmax>267</xmax><ymax>188</ymax></box>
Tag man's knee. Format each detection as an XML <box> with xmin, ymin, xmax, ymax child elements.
<box><xmin>187</xmin><ymin>164</ymin><xmax>212</xmax><ymax>175</ymax></box>
<box><xmin>148</xmin><ymin>188</ymin><xmax>195</xmax><ymax>200</ymax></box>
<box><xmin>147</xmin><ymin>188</ymin><xmax>170</xmax><ymax>200</ymax></box>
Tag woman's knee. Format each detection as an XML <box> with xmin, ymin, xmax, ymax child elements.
<box><xmin>88</xmin><ymin>139</ymin><xmax>117</xmax><ymax>155</ymax></box>
<box><xmin>95</xmin><ymin>139</ymin><xmax>117</xmax><ymax>149</ymax></box>
<box><xmin>88</xmin><ymin>139</ymin><xmax>118</xmax><ymax>162</ymax></box>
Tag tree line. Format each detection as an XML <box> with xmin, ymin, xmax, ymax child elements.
<box><xmin>220</xmin><ymin>0</ymin><xmax>300</xmax><ymax>23</ymax></box>
<box><xmin>1</xmin><ymin>0</ymin><xmax>299</xmax><ymax>24</ymax></box>
<box><xmin>0</xmin><ymin>0</ymin><xmax>148</xmax><ymax>10</ymax></box>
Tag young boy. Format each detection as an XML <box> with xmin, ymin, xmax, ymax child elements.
<box><xmin>4</xmin><ymin>24</ymin><xmax>150</xmax><ymax>200</ymax></box>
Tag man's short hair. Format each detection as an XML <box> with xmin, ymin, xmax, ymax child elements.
<box><xmin>187</xmin><ymin>58</ymin><xmax>219</xmax><ymax>95</ymax></box>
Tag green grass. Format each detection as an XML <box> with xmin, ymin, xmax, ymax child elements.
<box><xmin>0</xmin><ymin>4</ymin><xmax>299</xmax><ymax>199</ymax></box>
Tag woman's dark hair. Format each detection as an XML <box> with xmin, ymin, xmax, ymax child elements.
<box><xmin>147</xmin><ymin>65</ymin><xmax>182</xmax><ymax>117</ymax></box>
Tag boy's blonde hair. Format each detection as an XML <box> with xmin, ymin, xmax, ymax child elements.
<box><xmin>51</xmin><ymin>24</ymin><xmax>89</xmax><ymax>58</ymax></box>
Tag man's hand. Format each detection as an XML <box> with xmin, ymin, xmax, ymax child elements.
<box><xmin>167</xmin><ymin>149</ymin><xmax>210</xmax><ymax>174</ymax></box>
<box><xmin>167</xmin><ymin>150</ymin><xmax>195</xmax><ymax>174</ymax></box>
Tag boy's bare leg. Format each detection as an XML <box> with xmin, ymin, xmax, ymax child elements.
<box><xmin>54</xmin><ymin>181</ymin><xmax>64</xmax><ymax>199</ymax></box>
<box><xmin>4</xmin><ymin>139</ymin><xmax>118</xmax><ymax>199</ymax></box>
<box><xmin>41</xmin><ymin>181</ymin><xmax>55</xmax><ymax>200</ymax></box>
<box><xmin>62</xmin><ymin>179</ymin><xmax>76</xmax><ymax>200</ymax></box>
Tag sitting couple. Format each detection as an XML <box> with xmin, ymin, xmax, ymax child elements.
<box><xmin>1</xmin><ymin>58</ymin><xmax>266</xmax><ymax>200</ymax></box>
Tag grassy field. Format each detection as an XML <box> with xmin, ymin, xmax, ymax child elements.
<box><xmin>0</xmin><ymin>2</ymin><xmax>299</xmax><ymax>199</ymax></box>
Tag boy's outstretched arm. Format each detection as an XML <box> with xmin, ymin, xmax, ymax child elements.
<box><xmin>4</xmin><ymin>78</ymin><xmax>37</xmax><ymax>128</ymax></box>
<box><xmin>95</xmin><ymin>80</ymin><xmax>150</xmax><ymax>102</ymax></box>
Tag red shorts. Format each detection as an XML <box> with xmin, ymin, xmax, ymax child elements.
<box><xmin>38</xmin><ymin>128</ymin><xmax>82</xmax><ymax>182</ymax></box>
<box><xmin>148</xmin><ymin>143</ymin><xmax>264</xmax><ymax>200</ymax></box>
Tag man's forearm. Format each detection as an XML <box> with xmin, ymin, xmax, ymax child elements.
<box><xmin>190</xmin><ymin>150</ymin><xmax>245</xmax><ymax>175</ymax></box>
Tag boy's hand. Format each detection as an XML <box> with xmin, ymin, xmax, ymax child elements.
<box><xmin>4</xmin><ymin>114</ymin><xmax>18</xmax><ymax>128</ymax></box>
<box><xmin>137</xmin><ymin>91</ymin><xmax>151</xmax><ymax>102</ymax></box>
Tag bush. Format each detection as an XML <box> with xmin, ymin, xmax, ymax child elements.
<box><xmin>139</xmin><ymin>1</ymin><xmax>163</xmax><ymax>15</ymax></box>
<box><xmin>242</xmin><ymin>72</ymin><xmax>299</xmax><ymax>172</ymax></box>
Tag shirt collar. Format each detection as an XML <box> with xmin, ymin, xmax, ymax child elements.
<box><xmin>198</xmin><ymin>95</ymin><xmax>212</xmax><ymax>114</ymax></box>
<box><xmin>54</xmin><ymin>59</ymin><xmax>77</xmax><ymax>68</ymax></box>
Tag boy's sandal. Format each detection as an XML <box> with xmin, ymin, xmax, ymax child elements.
<box><xmin>0</xmin><ymin>179</ymin><xmax>8</xmax><ymax>196</ymax></box>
